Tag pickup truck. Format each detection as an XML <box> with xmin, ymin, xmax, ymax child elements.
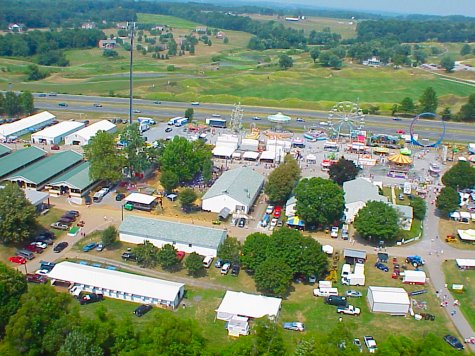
<box><xmin>364</xmin><ymin>336</ymin><xmax>377</xmax><ymax>353</ymax></box>
<box><xmin>337</xmin><ymin>305</ymin><xmax>361</xmax><ymax>315</ymax></box>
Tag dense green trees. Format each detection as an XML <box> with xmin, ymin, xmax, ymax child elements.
<box><xmin>217</xmin><ymin>237</ymin><xmax>241</xmax><ymax>264</ymax></box>
<box><xmin>0</xmin><ymin>183</ymin><xmax>37</xmax><ymax>244</ymax></box>
<box><xmin>328</xmin><ymin>157</ymin><xmax>360</xmax><ymax>185</ymax></box>
<box><xmin>458</xmin><ymin>94</ymin><xmax>475</xmax><ymax>122</ymax></box>
<box><xmin>354</xmin><ymin>201</ymin><xmax>400</xmax><ymax>241</ymax></box>
<box><xmin>179</xmin><ymin>188</ymin><xmax>198</xmax><ymax>211</ymax></box>
<box><xmin>410</xmin><ymin>196</ymin><xmax>427</xmax><ymax>220</ymax></box>
<box><xmin>294</xmin><ymin>178</ymin><xmax>345</xmax><ymax>228</ymax></box>
<box><xmin>419</xmin><ymin>87</ymin><xmax>438</xmax><ymax>113</ymax></box>
<box><xmin>0</xmin><ymin>91</ymin><xmax>35</xmax><ymax>117</ymax></box>
<box><xmin>264</xmin><ymin>155</ymin><xmax>300</xmax><ymax>203</ymax></box>
<box><xmin>442</xmin><ymin>161</ymin><xmax>475</xmax><ymax>190</ymax></box>
<box><xmin>133</xmin><ymin>241</ymin><xmax>160</xmax><ymax>268</ymax></box>
<box><xmin>278</xmin><ymin>54</ymin><xmax>293</xmax><ymax>69</ymax></box>
<box><xmin>184</xmin><ymin>252</ymin><xmax>204</xmax><ymax>276</ymax></box>
<box><xmin>101</xmin><ymin>226</ymin><xmax>117</xmax><ymax>247</ymax></box>
<box><xmin>0</xmin><ymin>263</ymin><xmax>27</xmax><ymax>336</ymax></box>
<box><xmin>158</xmin><ymin>244</ymin><xmax>178</xmax><ymax>270</ymax></box>
<box><xmin>26</xmin><ymin>64</ymin><xmax>48</xmax><ymax>81</ymax></box>
<box><xmin>121</xmin><ymin>123</ymin><xmax>150</xmax><ymax>177</ymax></box>
<box><xmin>400</xmin><ymin>97</ymin><xmax>415</xmax><ymax>115</ymax></box>
<box><xmin>440</xmin><ymin>55</ymin><xmax>455</xmax><ymax>72</ymax></box>
<box><xmin>436</xmin><ymin>187</ymin><xmax>461</xmax><ymax>214</ymax></box>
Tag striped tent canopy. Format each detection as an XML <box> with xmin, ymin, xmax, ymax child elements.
<box><xmin>388</xmin><ymin>153</ymin><xmax>412</xmax><ymax>165</ymax></box>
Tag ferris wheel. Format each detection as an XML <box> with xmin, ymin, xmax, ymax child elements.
<box><xmin>328</xmin><ymin>101</ymin><xmax>365</xmax><ymax>140</ymax></box>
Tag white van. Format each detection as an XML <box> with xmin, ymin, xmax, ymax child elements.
<box><xmin>203</xmin><ymin>256</ymin><xmax>214</xmax><ymax>268</ymax></box>
<box><xmin>341</xmin><ymin>263</ymin><xmax>351</xmax><ymax>277</ymax></box>
<box><xmin>313</xmin><ymin>288</ymin><xmax>339</xmax><ymax>297</ymax></box>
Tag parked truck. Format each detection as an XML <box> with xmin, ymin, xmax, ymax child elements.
<box><xmin>402</xmin><ymin>270</ymin><xmax>426</xmax><ymax>285</ymax></box>
<box><xmin>406</xmin><ymin>255</ymin><xmax>425</xmax><ymax>267</ymax></box>
<box><xmin>137</xmin><ymin>117</ymin><xmax>156</xmax><ymax>125</ymax></box>
<box><xmin>168</xmin><ymin>117</ymin><xmax>183</xmax><ymax>125</ymax></box>
<box><xmin>364</xmin><ymin>336</ymin><xmax>377</xmax><ymax>353</ymax></box>
<box><xmin>337</xmin><ymin>305</ymin><xmax>361</xmax><ymax>315</ymax></box>
<box><xmin>175</xmin><ymin>117</ymin><xmax>188</xmax><ymax>127</ymax></box>
<box><xmin>341</xmin><ymin>273</ymin><xmax>366</xmax><ymax>286</ymax></box>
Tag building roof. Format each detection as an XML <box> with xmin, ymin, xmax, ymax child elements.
<box><xmin>368</xmin><ymin>286</ymin><xmax>410</xmax><ymax>305</ymax></box>
<box><xmin>202</xmin><ymin>167</ymin><xmax>264</xmax><ymax>207</ymax></box>
<box><xmin>216</xmin><ymin>291</ymin><xmax>282</xmax><ymax>319</ymax></box>
<box><xmin>47</xmin><ymin>262</ymin><xmax>184</xmax><ymax>302</ymax></box>
<box><xmin>0</xmin><ymin>144</ymin><xmax>11</xmax><ymax>157</ymax></box>
<box><xmin>119</xmin><ymin>215</ymin><xmax>226</xmax><ymax>249</ymax></box>
<box><xmin>31</xmin><ymin>121</ymin><xmax>84</xmax><ymax>139</ymax></box>
<box><xmin>67</xmin><ymin>120</ymin><xmax>116</xmax><ymax>142</ymax></box>
<box><xmin>0</xmin><ymin>111</ymin><xmax>55</xmax><ymax>138</ymax></box>
<box><xmin>0</xmin><ymin>146</ymin><xmax>47</xmax><ymax>178</ymax></box>
<box><xmin>7</xmin><ymin>150</ymin><xmax>82</xmax><ymax>185</ymax></box>
<box><xmin>390</xmin><ymin>204</ymin><xmax>413</xmax><ymax>219</ymax></box>
<box><xmin>24</xmin><ymin>189</ymin><xmax>49</xmax><ymax>206</ymax></box>
<box><xmin>343</xmin><ymin>249</ymin><xmax>367</xmax><ymax>259</ymax></box>
<box><xmin>286</xmin><ymin>195</ymin><xmax>297</xmax><ymax>206</ymax></box>
<box><xmin>48</xmin><ymin>161</ymin><xmax>95</xmax><ymax>191</ymax></box>
<box><xmin>343</xmin><ymin>178</ymin><xmax>388</xmax><ymax>204</ymax></box>
<box><xmin>125</xmin><ymin>193</ymin><xmax>157</xmax><ymax>205</ymax></box>
<box><xmin>456</xmin><ymin>259</ymin><xmax>475</xmax><ymax>268</ymax></box>
<box><xmin>212</xmin><ymin>146</ymin><xmax>235</xmax><ymax>157</ymax></box>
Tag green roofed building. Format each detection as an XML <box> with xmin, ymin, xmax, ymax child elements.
<box><xmin>0</xmin><ymin>146</ymin><xmax>47</xmax><ymax>180</ymax></box>
<box><xmin>48</xmin><ymin>161</ymin><xmax>99</xmax><ymax>197</ymax></box>
<box><xmin>0</xmin><ymin>144</ymin><xmax>11</xmax><ymax>158</ymax></box>
<box><xmin>119</xmin><ymin>215</ymin><xmax>227</xmax><ymax>257</ymax></box>
<box><xmin>7</xmin><ymin>150</ymin><xmax>83</xmax><ymax>190</ymax></box>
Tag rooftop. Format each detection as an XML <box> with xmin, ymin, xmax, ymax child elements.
<box><xmin>7</xmin><ymin>150</ymin><xmax>83</xmax><ymax>185</ymax></box>
<box><xmin>24</xmin><ymin>189</ymin><xmax>49</xmax><ymax>206</ymax></box>
<box><xmin>0</xmin><ymin>146</ymin><xmax>47</xmax><ymax>178</ymax></box>
<box><xmin>119</xmin><ymin>215</ymin><xmax>226</xmax><ymax>249</ymax></box>
<box><xmin>0</xmin><ymin>111</ymin><xmax>55</xmax><ymax>137</ymax></box>
<box><xmin>0</xmin><ymin>144</ymin><xmax>11</xmax><ymax>157</ymax></box>
<box><xmin>343</xmin><ymin>178</ymin><xmax>388</xmax><ymax>204</ymax></box>
<box><xmin>68</xmin><ymin>120</ymin><xmax>116</xmax><ymax>141</ymax></box>
<box><xmin>32</xmin><ymin>121</ymin><xmax>84</xmax><ymax>138</ymax></box>
<box><xmin>216</xmin><ymin>291</ymin><xmax>282</xmax><ymax>319</ymax></box>
<box><xmin>390</xmin><ymin>203</ymin><xmax>413</xmax><ymax>219</ymax></box>
<box><xmin>343</xmin><ymin>248</ymin><xmax>367</xmax><ymax>259</ymax></box>
<box><xmin>202</xmin><ymin>167</ymin><xmax>264</xmax><ymax>207</ymax></box>
<box><xmin>48</xmin><ymin>161</ymin><xmax>96</xmax><ymax>191</ymax></box>
<box><xmin>368</xmin><ymin>286</ymin><xmax>410</xmax><ymax>305</ymax></box>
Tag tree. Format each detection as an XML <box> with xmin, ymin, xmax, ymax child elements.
<box><xmin>0</xmin><ymin>183</ymin><xmax>37</xmax><ymax>244</ymax></box>
<box><xmin>294</xmin><ymin>178</ymin><xmax>345</xmax><ymax>228</ymax></box>
<box><xmin>26</xmin><ymin>64</ymin><xmax>47</xmax><ymax>81</ymax></box>
<box><xmin>354</xmin><ymin>201</ymin><xmax>400</xmax><ymax>242</ymax></box>
<box><xmin>84</xmin><ymin>131</ymin><xmax>124</xmax><ymax>182</ymax></box>
<box><xmin>18</xmin><ymin>91</ymin><xmax>35</xmax><ymax>115</ymax></box>
<box><xmin>254</xmin><ymin>319</ymin><xmax>286</xmax><ymax>356</ymax></box>
<box><xmin>460</xmin><ymin>44</ymin><xmax>471</xmax><ymax>56</ymax></box>
<box><xmin>410</xmin><ymin>197</ymin><xmax>427</xmax><ymax>220</ymax></box>
<box><xmin>133</xmin><ymin>241</ymin><xmax>160</xmax><ymax>268</ymax></box>
<box><xmin>436</xmin><ymin>187</ymin><xmax>461</xmax><ymax>214</ymax></box>
<box><xmin>328</xmin><ymin>157</ymin><xmax>360</xmax><ymax>185</ymax></box>
<box><xmin>179</xmin><ymin>188</ymin><xmax>197</xmax><ymax>211</ymax></box>
<box><xmin>241</xmin><ymin>233</ymin><xmax>270</xmax><ymax>272</ymax></box>
<box><xmin>264</xmin><ymin>155</ymin><xmax>301</xmax><ymax>203</ymax></box>
<box><xmin>440</xmin><ymin>55</ymin><xmax>455</xmax><ymax>72</ymax></box>
<box><xmin>121</xmin><ymin>123</ymin><xmax>150</xmax><ymax>177</ymax></box>
<box><xmin>0</xmin><ymin>92</ymin><xmax>4</xmax><ymax>115</ymax></box>
<box><xmin>184</xmin><ymin>108</ymin><xmax>194</xmax><ymax>119</ymax></box>
<box><xmin>58</xmin><ymin>329</ymin><xmax>103</xmax><ymax>356</ymax></box>
<box><xmin>184</xmin><ymin>252</ymin><xmax>204</xmax><ymax>277</ymax></box>
<box><xmin>102</xmin><ymin>49</ymin><xmax>118</xmax><ymax>58</ymax></box>
<box><xmin>254</xmin><ymin>257</ymin><xmax>293</xmax><ymax>296</ymax></box>
<box><xmin>217</xmin><ymin>237</ymin><xmax>241</xmax><ymax>264</ymax></box>
<box><xmin>160</xmin><ymin>170</ymin><xmax>180</xmax><ymax>192</ymax></box>
<box><xmin>101</xmin><ymin>226</ymin><xmax>117</xmax><ymax>247</ymax></box>
<box><xmin>441</xmin><ymin>107</ymin><xmax>453</xmax><ymax>121</ymax></box>
<box><xmin>442</xmin><ymin>161</ymin><xmax>475</xmax><ymax>190</ymax></box>
<box><xmin>278</xmin><ymin>54</ymin><xmax>293</xmax><ymax>69</ymax></box>
<box><xmin>328</xmin><ymin>54</ymin><xmax>343</xmax><ymax>69</ymax></box>
<box><xmin>0</xmin><ymin>263</ymin><xmax>27</xmax><ymax>336</ymax></box>
<box><xmin>310</xmin><ymin>47</ymin><xmax>320</xmax><ymax>62</ymax></box>
<box><xmin>158</xmin><ymin>244</ymin><xmax>178</xmax><ymax>270</ymax></box>
<box><xmin>4</xmin><ymin>91</ymin><xmax>20</xmax><ymax>116</ymax></box>
<box><xmin>458</xmin><ymin>93</ymin><xmax>475</xmax><ymax>122</ymax></box>
<box><xmin>419</xmin><ymin>87</ymin><xmax>438</xmax><ymax>113</ymax></box>
<box><xmin>400</xmin><ymin>97</ymin><xmax>415</xmax><ymax>114</ymax></box>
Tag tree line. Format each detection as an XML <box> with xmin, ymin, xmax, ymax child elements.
<box><xmin>0</xmin><ymin>91</ymin><xmax>35</xmax><ymax>117</ymax></box>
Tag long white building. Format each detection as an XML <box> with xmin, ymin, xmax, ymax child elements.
<box><xmin>64</xmin><ymin>120</ymin><xmax>116</xmax><ymax>146</ymax></box>
<box><xmin>31</xmin><ymin>121</ymin><xmax>85</xmax><ymax>145</ymax></box>
<box><xmin>0</xmin><ymin>111</ymin><xmax>55</xmax><ymax>140</ymax></box>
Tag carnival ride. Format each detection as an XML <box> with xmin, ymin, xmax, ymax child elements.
<box><xmin>328</xmin><ymin>101</ymin><xmax>365</xmax><ymax>141</ymax></box>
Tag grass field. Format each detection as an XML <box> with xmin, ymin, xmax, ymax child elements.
<box><xmin>442</xmin><ymin>260</ymin><xmax>475</xmax><ymax>330</ymax></box>
<box><xmin>137</xmin><ymin>13</ymin><xmax>199</xmax><ymax>30</ymax></box>
<box><xmin>438</xmin><ymin>218</ymin><xmax>475</xmax><ymax>250</ymax></box>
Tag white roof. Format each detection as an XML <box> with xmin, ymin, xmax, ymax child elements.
<box><xmin>125</xmin><ymin>192</ymin><xmax>157</xmax><ymax>205</ymax></box>
<box><xmin>403</xmin><ymin>270</ymin><xmax>426</xmax><ymax>278</ymax></box>
<box><xmin>216</xmin><ymin>291</ymin><xmax>281</xmax><ymax>319</ymax></box>
<box><xmin>242</xmin><ymin>151</ymin><xmax>260</xmax><ymax>160</ymax></box>
<box><xmin>368</xmin><ymin>286</ymin><xmax>410</xmax><ymax>305</ymax></box>
<box><xmin>260</xmin><ymin>150</ymin><xmax>276</xmax><ymax>160</ymax></box>
<box><xmin>31</xmin><ymin>121</ymin><xmax>85</xmax><ymax>139</ymax></box>
<box><xmin>216</xmin><ymin>134</ymin><xmax>239</xmax><ymax>144</ymax></box>
<box><xmin>322</xmin><ymin>245</ymin><xmax>334</xmax><ymax>254</ymax></box>
<box><xmin>24</xmin><ymin>189</ymin><xmax>49</xmax><ymax>206</ymax></box>
<box><xmin>458</xmin><ymin>229</ymin><xmax>475</xmax><ymax>241</ymax></box>
<box><xmin>0</xmin><ymin>111</ymin><xmax>55</xmax><ymax>137</ymax></box>
<box><xmin>306</xmin><ymin>154</ymin><xmax>317</xmax><ymax>161</ymax></box>
<box><xmin>460</xmin><ymin>211</ymin><xmax>471</xmax><ymax>218</ymax></box>
<box><xmin>48</xmin><ymin>262</ymin><xmax>184</xmax><ymax>302</ymax></box>
<box><xmin>212</xmin><ymin>145</ymin><xmax>235</xmax><ymax>157</ymax></box>
<box><xmin>456</xmin><ymin>259</ymin><xmax>475</xmax><ymax>268</ymax></box>
<box><xmin>232</xmin><ymin>152</ymin><xmax>242</xmax><ymax>158</ymax></box>
<box><xmin>67</xmin><ymin>120</ymin><xmax>116</xmax><ymax>141</ymax></box>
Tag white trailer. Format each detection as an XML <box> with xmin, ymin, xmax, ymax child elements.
<box><xmin>402</xmin><ymin>270</ymin><xmax>426</xmax><ymax>285</ymax></box>
<box><xmin>342</xmin><ymin>273</ymin><xmax>366</xmax><ymax>286</ymax></box>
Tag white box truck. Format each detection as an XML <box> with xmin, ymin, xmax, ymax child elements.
<box><xmin>341</xmin><ymin>264</ymin><xmax>351</xmax><ymax>277</ymax></box>
<box><xmin>402</xmin><ymin>270</ymin><xmax>426</xmax><ymax>285</ymax></box>
<box><xmin>341</xmin><ymin>273</ymin><xmax>366</xmax><ymax>286</ymax></box>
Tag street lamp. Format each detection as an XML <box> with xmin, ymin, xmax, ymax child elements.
<box><xmin>127</xmin><ymin>21</ymin><xmax>136</xmax><ymax>125</ymax></box>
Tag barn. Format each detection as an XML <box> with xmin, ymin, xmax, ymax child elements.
<box><xmin>367</xmin><ymin>286</ymin><xmax>410</xmax><ymax>315</ymax></box>
<box><xmin>64</xmin><ymin>120</ymin><xmax>116</xmax><ymax>146</ymax></box>
<box><xmin>31</xmin><ymin>121</ymin><xmax>85</xmax><ymax>145</ymax></box>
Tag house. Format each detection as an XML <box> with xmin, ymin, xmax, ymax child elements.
<box><xmin>81</xmin><ymin>22</ymin><xmax>96</xmax><ymax>29</ymax></box>
<box><xmin>8</xmin><ymin>23</ymin><xmax>25</xmax><ymax>32</ymax></box>
<box><xmin>47</xmin><ymin>261</ymin><xmax>185</xmax><ymax>309</ymax></box>
<box><xmin>152</xmin><ymin>25</ymin><xmax>165</xmax><ymax>31</ymax></box>
<box><xmin>455</xmin><ymin>259</ymin><xmax>475</xmax><ymax>270</ymax></box>
<box><xmin>0</xmin><ymin>146</ymin><xmax>47</xmax><ymax>180</ymax></box>
<box><xmin>343</xmin><ymin>249</ymin><xmax>367</xmax><ymax>265</ymax></box>
<box><xmin>343</xmin><ymin>178</ymin><xmax>388</xmax><ymax>223</ymax></box>
<box><xmin>0</xmin><ymin>111</ymin><xmax>56</xmax><ymax>141</ymax></box>
<box><xmin>98</xmin><ymin>39</ymin><xmax>117</xmax><ymax>49</ymax></box>
<box><xmin>201</xmin><ymin>167</ymin><xmax>264</xmax><ymax>214</ymax></box>
<box><xmin>390</xmin><ymin>203</ymin><xmax>413</xmax><ymax>230</ymax></box>
<box><xmin>31</xmin><ymin>121</ymin><xmax>85</xmax><ymax>145</ymax></box>
<box><xmin>116</xmin><ymin>22</ymin><xmax>128</xmax><ymax>29</ymax></box>
<box><xmin>196</xmin><ymin>26</ymin><xmax>207</xmax><ymax>33</ymax></box>
<box><xmin>367</xmin><ymin>286</ymin><xmax>410</xmax><ymax>315</ymax></box>
<box><xmin>119</xmin><ymin>215</ymin><xmax>226</xmax><ymax>257</ymax></box>
<box><xmin>363</xmin><ymin>56</ymin><xmax>382</xmax><ymax>67</ymax></box>
<box><xmin>64</xmin><ymin>120</ymin><xmax>116</xmax><ymax>146</ymax></box>
<box><xmin>216</xmin><ymin>31</ymin><xmax>226</xmax><ymax>39</ymax></box>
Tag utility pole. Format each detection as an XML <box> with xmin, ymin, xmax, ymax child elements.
<box><xmin>128</xmin><ymin>21</ymin><xmax>136</xmax><ymax>125</ymax></box>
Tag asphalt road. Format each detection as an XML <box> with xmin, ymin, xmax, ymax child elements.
<box><xmin>32</xmin><ymin>93</ymin><xmax>474</xmax><ymax>142</ymax></box>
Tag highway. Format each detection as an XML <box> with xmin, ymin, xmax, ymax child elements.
<box><xmin>33</xmin><ymin>93</ymin><xmax>473</xmax><ymax>142</ymax></box>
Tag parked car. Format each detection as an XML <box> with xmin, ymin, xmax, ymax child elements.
<box><xmin>50</xmin><ymin>222</ymin><xmax>69</xmax><ymax>230</ymax></box>
<box><xmin>51</xmin><ymin>144</ymin><xmax>60</xmax><ymax>150</ymax></box>
<box><xmin>115</xmin><ymin>193</ymin><xmax>126</xmax><ymax>201</ymax></box>
<box><xmin>79</xmin><ymin>293</ymin><xmax>104</xmax><ymax>305</ymax></box>
<box><xmin>35</xmin><ymin>235</ymin><xmax>54</xmax><ymax>245</ymax></box>
<box><xmin>221</xmin><ymin>263</ymin><xmax>231</xmax><ymax>275</ymax></box>
<box><xmin>96</xmin><ymin>244</ymin><xmax>104</xmax><ymax>252</ymax></box>
<box><xmin>67</xmin><ymin>210</ymin><xmax>80</xmax><ymax>217</ymax></box>
<box><xmin>238</xmin><ymin>218</ymin><xmax>246</xmax><ymax>228</ymax></box>
<box><xmin>39</xmin><ymin>261</ymin><xmax>56</xmax><ymax>271</ymax></box>
<box><xmin>283</xmin><ymin>322</ymin><xmax>305</xmax><ymax>332</ymax></box>
<box><xmin>353</xmin><ymin>338</ymin><xmax>363</xmax><ymax>353</ymax></box>
<box><xmin>121</xmin><ymin>252</ymin><xmax>137</xmax><ymax>261</ymax></box>
<box><xmin>53</xmin><ymin>242</ymin><xmax>69</xmax><ymax>253</ymax></box>
<box><xmin>9</xmin><ymin>256</ymin><xmax>26</xmax><ymax>264</ymax></box>
<box><xmin>364</xmin><ymin>336</ymin><xmax>377</xmax><ymax>353</ymax></box>
<box><xmin>273</xmin><ymin>206</ymin><xmax>282</xmax><ymax>218</ymax></box>
<box><xmin>443</xmin><ymin>335</ymin><xmax>464</xmax><ymax>350</ymax></box>
<box><xmin>265</xmin><ymin>205</ymin><xmax>274</xmax><ymax>214</ymax></box>
<box><xmin>26</xmin><ymin>274</ymin><xmax>47</xmax><ymax>284</ymax></box>
<box><xmin>337</xmin><ymin>305</ymin><xmax>361</xmax><ymax>315</ymax></box>
<box><xmin>231</xmin><ymin>264</ymin><xmax>240</xmax><ymax>276</ymax></box>
<box><xmin>58</xmin><ymin>218</ymin><xmax>73</xmax><ymax>225</ymax></box>
<box><xmin>134</xmin><ymin>304</ymin><xmax>153</xmax><ymax>317</ymax></box>
<box><xmin>35</xmin><ymin>269</ymin><xmax>50</xmax><ymax>276</ymax></box>
<box><xmin>331</xmin><ymin>226</ymin><xmax>339</xmax><ymax>238</ymax></box>
<box><xmin>325</xmin><ymin>295</ymin><xmax>348</xmax><ymax>307</ymax></box>
<box><xmin>270</xmin><ymin>218</ymin><xmax>278</xmax><ymax>228</ymax></box>
<box><xmin>374</xmin><ymin>262</ymin><xmax>389</xmax><ymax>272</ymax></box>
<box><xmin>176</xmin><ymin>251</ymin><xmax>185</xmax><ymax>262</ymax></box>
<box><xmin>83</xmin><ymin>243</ymin><xmax>97</xmax><ymax>252</ymax></box>
<box><xmin>165</xmin><ymin>127</ymin><xmax>173</xmax><ymax>133</ymax></box>
<box><xmin>345</xmin><ymin>290</ymin><xmax>363</xmax><ymax>298</ymax></box>
<box><xmin>214</xmin><ymin>258</ymin><xmax>224</xmax><ymax>268</ymax></box>
<box><xmin>26</xmin><ymin>244</ymin><xmax>43</xmax><ymax>254</ymax></box>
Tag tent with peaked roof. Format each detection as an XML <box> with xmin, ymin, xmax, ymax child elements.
<box><xmin>388</xmin><ymin>153</ymin><xmax>412</xmax><ymax>165</ymax></box>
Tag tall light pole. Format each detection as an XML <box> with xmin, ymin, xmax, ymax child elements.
<box><xmin>128</xmin><ymin>22</ymin><xmax>136</xmax><ymax>125</ymax></box>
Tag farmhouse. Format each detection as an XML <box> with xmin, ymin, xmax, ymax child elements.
<box><xmin>98</xmin><ymin>39</ymin><xmax>117</xmax><ymax>49</ymax></box>
<box><xmin>201</xmin><ymin>167</ymin><xmax>264</xmax><ymax>214</ymax></box>
<box><xmin>31</xmin><ymin>121</ymin><xmax>85</xmax><ymax>145</ymax></box>
<box><xmin>64</xmin><ymin>120</ymin><xmax>116</xmax><ymax>146</ymax></box>
<box><xmin>48</xmin><ymin>161</ymin><xmax>99</xmax><ymax>198</ymax></box>
<box><xmin>47</xmin><ymin>262</ymin><xmax>185</xmax><ymax>309</ymax></box>
<box><xmin>367</xmin><ymin>286</ymin><xmax>410</xmax><ymax>315</ymax></box>
<box><xmin>0</xmin><ymin>146</ymin><xmax>47</xmax><ymax>180</ymax></box>
<box><xmin>6</xmin><ymin>150</ymin><xmax>83</xmax><ymax>190</ymax></box>
<box><xmin>343</xmin><ymin>178</ymin><xmax>388</xmax><ymax>223</ymax></box>
<box><xmin>119</xmin><ymin>215</ymin><xmax>226</xmax><ymax>257</ymax></box>
<box><xmin>0</xmin><ymin>111</ymin><xmax>55</xmax><ymax>141</ymax></box>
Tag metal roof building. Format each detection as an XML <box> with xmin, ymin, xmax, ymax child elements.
<box><xmin>0</xmin><ymin>146</ymin><xmax>47</xmax><ymax>179</ymax></box>
<box><xmin>119</xmin><ymin>215</ymin><xmax>227</xmax><ymax>257</ymax></box>
<box><xmin>48</xmin><ymin>161</ymin><xmax>98</xmax><ymax>197</ymax></box>
<box><xmin>343</xmin><ymin>178</ymin><xmax>388</xmax><ymax>223</ymax></box>
<box><xmin>48</xmin><ymin>261</ymin><xmax>185</xmax><ymax>309</ymax></box>
<box><xmin>343</xmin><ymin>248</ymin><xmax>367</xmax><ymax>265</ymax></box>
<box><xmin>31</xmin><ymin>121</ymin><xmax>85</xmax><ymax>145</ymax></box>
<box><xmin>7</xmin><ymin>150</ymin><xmax>83</xmax><ymax>189</ymax></box>
<box><xmin>367</xmin><ymin>286</ymin><xmax>410</xmax><ymax>315</ymax></box>
<box><xmin>64</xmin><ymin>120</ymin><xmax>116</xmax><ymax>146</ymax></box>
<box><xmin>0</xmin><ymin>111</ymin><xmax>55</xmax><ymax>140</ymax></box>
<box><xmin>0</xmin><ymin>144</ymin><xmax>11</xmax><ymax>158</ymax></box>
<box><xmin>201</xmin><ymin>166</ymin><xmax>264</xmax><ymax>214</ymax></box>
<box><xmin>216</xmin><ymin>291</ymin><xmax>282</xmax><ymax>321</ymax></box>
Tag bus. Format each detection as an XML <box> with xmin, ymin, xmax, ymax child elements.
<box><xmin>168</xmin><ymin>117</ymin><xmax>183</xmax><ymax>125</ymax></box>
<box><xmin>206</xmin><ymin>118</ymin><xmax>227</xmax><ymax>128</ymax></box>
<box><xmin>175</xmin><ymin>117</ymin><xmax>188</xmax><ymax>127</ymax></box>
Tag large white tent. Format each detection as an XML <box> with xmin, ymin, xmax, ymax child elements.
<box><xmin>31</xmin><ymin>121</ymin><xmax>85</xmax><ymax>144</ymax></box>
<box><xmin>367</xmin><ymin>286</ymin><xmax>410</xmax><ymax>315</ymax></box>
<box><xmin>456</xmin><ymin>259</ymin><xmax>475</xmax><ymax>269</ymax></box>
<box><xmin>216</xmin><ymin>291</ymin><xmax>282</xmax><ymax>321</ymax></box>
<box><xmin>458</xmin><ymin>229</ymin><xmax>475</xmax><ymax>241</ymax></box>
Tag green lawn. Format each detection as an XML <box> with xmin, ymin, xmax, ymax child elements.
<box><xmin>137</xmin><ymin>13</ymin><xmax>200</xmax><ymax>30</ymax></box>
<box><xmin>442</xmin><ymin>260</ymin><xmax>475</xmax><ymax>330</ymax></box>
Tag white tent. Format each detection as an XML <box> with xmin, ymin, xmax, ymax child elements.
<box><xmin>64</xmin><ymin>120</ymin><xmax>116</xmax><ymax>146</ymax></box>
<box><xmin>367</xmin><ymin>286</ymin><xmax>410</xmax><ymax>315</ymax></box>
<box><xmin>216</xmin><ymin>291</ymin><xmax>282</xmax><ymax>321</ymax></box>
<box><xmin>322</xmin><ymin>245</ymin><xmax>334</xmax><ymax>255</ymax></box>
<box><xmin>456</xmin><ymin>259</ymin><xmax>475</xmax><ymax>269</ymax></box>
<box><xmin>458</xmin><ymin>229</ymin><xmax>475</xmax><ymax>241</ymax></box>
<box><xmin>306</xmin><ymin>154</ymin><xmax>317</xmax><ymax>163</ymax></box>
<box><xmin>124</xmin><ymin>192</ymin><xmax>157</xmax><ymax>205</ymax></box>
<box><xmin>243</xmin><ymin>151</ymin><xmax>260</xmax><ymax>161</ymax></box>
<box><xmin>0</xmin><ymin>111</ymin><xmax>55</xmax><ymax>139</ymax></box>
<box><xmin>240</xmin><ymin>138</ymin><xmax>259</xmax><ymax>152</ymax></box>
<box><xmin>259</xmin><ymin>150</ymin><xmax>276</xmax><ymax>161</ymax></box>
<box><xmin>31</xmin><ymin>121</ymin><xmax>85</xmax><ymax>144</ymax></box>
<box><xmin>212</xmin><ymin>146</ymin><xmax>235</xmax><ymax>158</ymax></box>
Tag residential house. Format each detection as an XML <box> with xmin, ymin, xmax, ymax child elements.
<box><xmin>8</xmin><ymin>23</ymin><xmax>25</xmax><ymax>32</ymax></box>
<box><xmin>343</xmin><ymin>178</ymin><xmax>388</xmax><ymax>223</ymax></box>
<box><xmin>196</xmin><ymin>26</ymin><xmax>207</xmax><ymax>33</ymax></box>
<box><xmin>81</xmin><ymin>22</ymin><xmax>96</xmax><ymax>30</ymax></box>
<box><xmin>98</xmin><ymin>39</ymin><xmax>117</xmax><ymax>49</ymax></box>
<box><xmin>216</xmin><ymin>31</ymin><xmax>226</xmax><ymax>39</ymax></box>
